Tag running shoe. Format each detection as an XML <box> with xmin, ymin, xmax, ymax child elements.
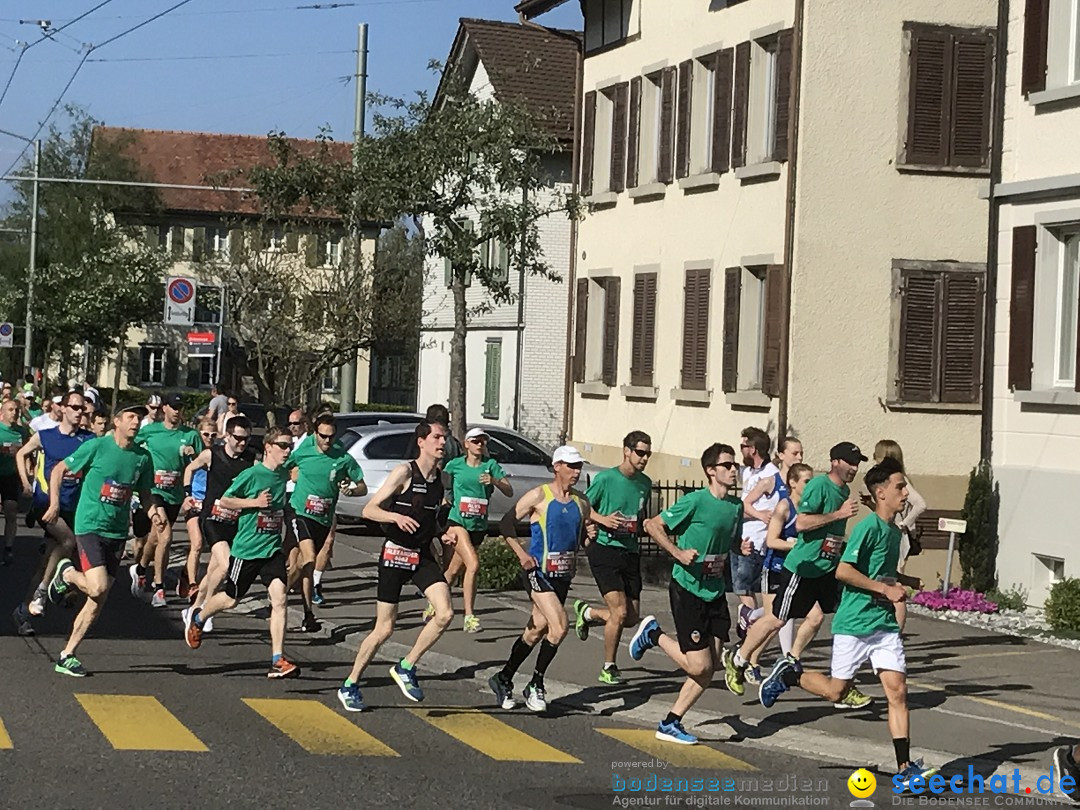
<box><xmin>54</xmin><ymin>653</ymin><xmax>87</xmax><ymax>677</ymax></box>
<box><xmin>463</xmin><ymin>614</ymin><xmax>481</xmax><ymax>634</ymax></box>
<box><xmin>183</xmin><ymin>607</ymin><xmax>203</xmax><ymax>649</ymax></box>
<box><xmin>47</xmin><ymin>559</ymin><xmax>73</xmax><ymax>605</ymax></box>
<box><xmin>421</xmin><ymin>604</ymin><xmax>435</xmax><ymax>624</ymax></box>
<box><xmin>312</xmin><ymin>584</ymin><xmax>326</xmax><ymax>606</ymax></box>
<box><xmin>151</xmin><ymin>588</ymin><xmax>167</xmax><ymax>608</ymax></box>
<box><xmin>894</xmin><ymin>759</ymin><xmax>939</xmax><ymax>792</ymax></box>
<box><xmin>28</xmin><ymin>587</ymin><xmax>47</xmax><ymax>617</ymax></box>
<box><xmin>1054</xmin><ymin>747</ymin><xmax>1080</xmax><ymax>805</ymax></box>
<box><xmin>11</xmin><ymin>603</ymin><xmax>34</xmax><ymax>636</ymax></box>
<box><xmin>175</xmin><ymin>571</ymin><xmax>189</xmax><ymax>599</ymax></box>
<box><xmin>337</xmin><ymin>684</ymin><xmax>365</xmax><ymax>713</ymax></box>
<box><xmin>573</xmin><ymin>599</ymin><xmax>590</xmax><ymax>641</ymax></box>
<box><xmin>1</xmin><ymin>547</ymin><xmax>13</xmax><ymax>566</ymax></box>
<box><xmin>390</xmin><ymin>661</ymin><xmax>424</xmax><ymax>702</ymax></box>
<box><xmin>759</xmin><ymin>657</ymin><xmax>794</xmax><ymax>708</ymax></box>
<box><xmin>523</xmin><ymin>682</ymin><xmax>547</xmax><ymax>713</ymax></box>
<box><xmin>834</xmin><ymin>685</ymin><xmax>873</xmax><ymax>709</ymax></box>
<box><xmin>598</xmin><ymin>665</ymin><xmax>623</xmax><ymax>685</ymax></box>
<box><xmin>267</xmin><ymin>657</ymin><xmax>300</xmax><ymax>679</ymax></box>
<box><xmin>299</xmin><ymin>614</ymin><xmax>321</xmax><ymax>633</ymax></box>
<box><xmin>744</xmin><ymin>666</ymin><xmax>763</xmax><ymax>686</ymax></box>
<box><xmin>628</xmin><ymin>615</ymin><xmax>660</xmax><ymax>661</ymax></box>
<box><xmin>736</xmin><ymin>605</ymin><xmax>753</xmax><ymax>640</ymax></box>
<box><xmin>488</xmin><ymin>673</ymin><xmax>515</xmax><ymax>710</ymax></box>
<box><xmin>184</xmin><ymin>608</ymin><xmax>214</xmax><ymax>633</ymax></box>
<box><xmin>784</xmin><ymin>652</ymin><xmax>804</xmax><ymax>673</ymax></box>
<box><xmin>655</xmin><ymin>719</ymin><xmax>698</xmax><ymax>745</ymax></box>
<box><xmin>721</xmin><ymin>646</ymin><xmax>746</xmax><ymax>697</ymax></box>
<box><xmin>129</xmin><ymin>565</ymin><xmax>144</xmax><ymax>598</ymax></box>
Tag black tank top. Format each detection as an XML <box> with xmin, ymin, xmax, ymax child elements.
<box><xmin>201</xmin><ymin>444</ymin><xmax>257</xmax><ymax>516</ymax></box>
<box><xmin>384</xmin><ymin>461</ymin><xmax>444</xmax><ymax>549</ymax></box>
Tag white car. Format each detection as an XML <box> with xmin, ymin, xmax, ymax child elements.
<box><xmin>335</xmin><ymin>423</ymin><xmax>602</xmax><ymax>532</ymax></box>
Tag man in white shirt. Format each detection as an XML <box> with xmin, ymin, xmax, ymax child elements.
<box><xmin>141</xmin><ymin>394</ymin><xmax>163</xmax><ymax>428</ymax></box>
<box><xmin>29</xmin><ymin>397</ymin><xmax>62</xmax><ymax>434</ymax></box>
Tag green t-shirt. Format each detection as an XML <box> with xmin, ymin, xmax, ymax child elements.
<box><xmin>0</xmin><ymin>421</ymin><xmax>26</xmax><ymax>477</ymax></box>
<box><xmin>285</xmin><ymin>435</ymin><xmax>365</xmax><ymax>526</ymax></box>
<box><xmin>660</xmin><ymin>488</ymin><xmax>743</xmax><ymax>602</ymax></box>
<box><xmin>783</xmin><ymin>474</ymin><xmax>851</xmax><ymax>579</ymax></box>
<box><xmin>65</xmin><ymin>436</ymin><xmax>154</xmax><ymax>539</ymax></box>
<box><xmin>135</xmin><ymin>422</ymin><xmax>204</xmax><ymax>505</ymax></box>
<box><xmin>27</xmin><ymin>408</ymin><xmax>42</xmax><ymax>420</ymax></box>
<box><xmin>225</xmin><ymin>463</ymin><xmax>289</xmax><ymax>560</ymax></box>
<box><xmin>585</xmin><ymin>466</ymin><xmax>652</xmax><ymax>552</ymax></box>
<box><xmin>832</xmin><ymin>512</ymin><xmax>902</xmax><ymax>636</ymax></box>
<box><xmin>444</xmin><ymin>456</ymin><xmax>506</xmax><ymax>532</ymax></box>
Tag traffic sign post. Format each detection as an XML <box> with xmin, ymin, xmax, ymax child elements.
<box><xmin>0</xmin><ymin>322</ymin><xmax>13</xmax><ymax>349</ymax></box>
<box><xmin>939</xmin><ymin>517</ymin><xmax>968</xmax><ymax>597</ymax></box>
<box><xmin>164</xmin><ymin>276</ymin><xmax>197</xmax><ymax>326</ymax></box>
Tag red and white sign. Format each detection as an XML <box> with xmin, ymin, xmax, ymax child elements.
<box><xmin>164</xmin><ymin>276</ymin><xmax>197</xmax><ymax>326</ymax></box>
<box><xmin>187</xmin><ymin>330</ymin><xmax>216</xmax><ymax>356</ymax></box>
<box><xmin>187</xmin><ymin>331</ymin><xmax>215</xmax><ymax>344</ymax></box>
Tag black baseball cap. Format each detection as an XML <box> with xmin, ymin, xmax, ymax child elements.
<box><xmin>830</xmin><ymin>442</ymin><xmax>868</xmax><ymax>465</ymax></box>
<box><xmin>117</xmin><ymin>405</ymin><xmax>148</xmax><ymax>419</ymax></box>
<box><xmin>163</xmin><ymin>393</ymin><xmax>184</xmax><ymax>409</ymax></box>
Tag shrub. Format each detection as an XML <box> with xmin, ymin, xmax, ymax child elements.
<box><xmin>477</xmin><ymin>538</ymin><xmax>523</xmax><ymax>591</ymax></box>
<box><xmin>985</xmin><ymin>584</ymin><xmax>1028</xmax><ymax>612</ymax></box>
<box><xmin>959</xmin><ymin>462</ymin><xmax>1000</xmax><ymax>594</ymax></box>
<box><xmin>911</xmin><ymin>588</ymin><xmax>998</xmax><ymax>614</ymax></box>
<box><xmin>1045</xmin><ymin>578</ymin><xmax>1080</xmax><ymax>632</ymax></box>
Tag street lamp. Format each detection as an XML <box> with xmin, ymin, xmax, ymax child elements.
<box><xmin>0</xmin><ymin>128</ymin><xmax>40</xmax><ymax>375</ymax></box>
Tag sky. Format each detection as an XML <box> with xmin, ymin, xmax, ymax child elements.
<box><xmin>0</xmin><ymin>0</ymin><xmax>582</xmax><ymax>179</ymax></box>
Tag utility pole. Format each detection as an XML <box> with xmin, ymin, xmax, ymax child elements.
<box><xmin>25</xmin><ymin>138</ymin><xmax>39</xmax><ymax>376</ymax></box>
<box><xmin>338</xmin><ymin>22</ymin><xmax>367</xmax><ymax>414</ymax></box>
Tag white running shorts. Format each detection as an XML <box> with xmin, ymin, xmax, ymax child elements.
<box><xmin>830</xmin><ymin>630</ymin><xmax>906</xmax><ymax>680</ymax></box>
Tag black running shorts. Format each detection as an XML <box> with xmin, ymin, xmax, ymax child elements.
<box><xmin>376</xmin><ymin>541</ymin><xmax>445</xmax><ymax>604</ymax></box>
<box><xmin>771</xmin><ymin>568</ymin><xmax>840</xmax><ymax>621</ymax></box>
<box><xmin>224</xmin><ymin>552</ymin><xmax>287</xmax><ymax>601</ymax></box>
<box><xmin>76</xmin><ymin>533</ymin><xmax>126</xmax><ymax>579</ymax></box>
<box><xmin>586</xmin><ymin>542</ymin><xmax>642</xmax><ymax>600</ymax></box>
<box><xmin>132</xmin><ymin>495</ymin><xmax>182</xmax><ymax>537</ymax></box>
<box><xmin>521</xmin><ymin>569</ymin><xmax>571</xmax><ymax>605</ymax></box>
<box><xmin>669</xmin><ymin>579</ymin><xmax>730</xmax><ymax>653</ymax></box>
<box><xmin>287</xmin><ymin>510</ymin><xmax>332</xmax><ymax>552</ymax></box>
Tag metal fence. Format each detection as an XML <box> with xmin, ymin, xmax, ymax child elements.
<box><xmin>638</xmin><ymin>479</ymin><xmax>701</xmax><ymax>557</ymax></box>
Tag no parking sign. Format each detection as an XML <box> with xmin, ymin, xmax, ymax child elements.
<box><xmin>0</xmin><ymin>323</ymin><xmax>12</xmax><ymax>348</ymax></box>
<box><xmin>164</xmin><ymin>276</ymin><xmax>196</xmax><ymax>326</ymax></box>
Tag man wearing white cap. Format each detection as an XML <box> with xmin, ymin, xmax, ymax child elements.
<box><xmin>141</xmin><ymin>394</ymin><xmax>163</xmax><ymax>429</ymax></box>
<box><xmin>29</xmin><ymin>396</ymin><xmax>62</xmax><ymax>434</ymax></box>
<box><xmin>488</xmin><ymin>445</ymin><xmax>592</xmax><ymax>714</ymax></box>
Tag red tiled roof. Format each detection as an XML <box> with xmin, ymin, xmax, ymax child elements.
<box><xmin>448</xmin><ymin>19</ymin><xmax>581</xmax><ymax>143</ymax></box>
<box><xmin>92</xmin><ymin>126</ymin><xmax>352</xmax><ymax>218</ymax></box>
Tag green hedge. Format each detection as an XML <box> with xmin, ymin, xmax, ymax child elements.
<box><xmin>1045</xmin><ymin>578</ymin><xmax>1080</xmax><ymax>632</ymax></box>
<box><xmin>477</xmin><ymin>538</ymin><xmax>523</xmax><ymax>591</ymax></box>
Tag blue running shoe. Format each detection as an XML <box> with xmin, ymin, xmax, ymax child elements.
<box><xmin>312</xmin><ymin>584</ymin><xmax>326</xmax><ymax>606</ymax></box>
<box><xmin>628</xmin><ymin>615</ymin><xmax>660</xmax><ymax>661</ymax></box>
<box><xmin>655</xmin><ymin>719</ymin><xmax>698</xmax><ymax>745</ymax></box>
<box><xmin>390</xmin><ymin>661</ymin><xmax>424</xmax><ymax>702</ymax></box>
<box><xmin>48</xmin><ymin>559</ymin><xmax>73</xmax><ymax>605</ymax></box>
<box><xmin>488</xmin><ymin>673</ymin><xmax>515</xmax><ymax>710</ymax></box>
<box><xmin>337</xmin><ymin>684</ymin><xmax>365</xmax><ymax>712</ymax></box>
<box><xmin>895</xmin><ymin>759</ymin><xmax>939</xmax><ymax>792</ymax></box>
<box><xmin>759</xmin><ymin>657</ymin><xmax>794</xmax><ymax>708</ymax></box>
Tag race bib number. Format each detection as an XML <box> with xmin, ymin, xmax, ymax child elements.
<box><xmin>255</xmin><ymin>509</ymin><xmax>283</xmax><ymax>534</ymax></box>
<box><xmin>458</xmin><ymin>496</ymin><xmax>488</xmax><ymax>518</ymax></box>
<box><xmin>613</xmin><ymin>516</ymin><xmax>638</xmax><ymax>538</ymax></box>
<box><xmin>190</xmin><ymin>499</ymin><xmax>203</xmax><ymax>513</ymax></box>
<box><xmin>382</xmin><ymin>541</ymin><xmax>420</xmax><ymax>571</ymax></box>
<box><xmin>100</xmin><ymin>480</ymin><xmax>132</xmax><ymax>507</ymax></box>
<box><xmin>61</xmin><ymin>470</ymin><xmax>83</xmax><ymax>485</ymax></box>
<box><xmin>209</xmin><ymin>500</ymin><xmax>240</xmax><ymax>522</ymax></box>
<box><xmin>305</xmin><ymin>494</ymin><xmax>332</xmax><ymax>516</ymax></box>
<box><xmin>545</xmin><ymin>551</ymin><xmax>575</xmax><ymax>576</ymax></box>
<box><xmin>154</xmin><ymin>469</ymin><xmax>180</xmax><ymax>489</ymax></box>
<box><xmin>820</xmin><ymin>535</ymin><xmax>845</xmax><ymax>561</ymax></box>
<box><xmin>702</xmin><ymin>554</ymin><xmax>726</xmax><ymax>579</ymax></box>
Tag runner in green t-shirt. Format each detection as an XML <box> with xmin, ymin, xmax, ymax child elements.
<box><xmin>283</xmin><ymin>414</ymin><xmax>366</xmax><ymax>632</ymax></box>
<box><xmin>132</xmin><ymin>393</ymin><xmax>203</xmax><ymax>607</ymax></box>
<box><xmin>572</xmin><ymin>429</ymin><xmax>653</xmax><ymax>685</ymax></box>
<box><xmin>626</xmin><ymin>442</ymin><xmax>744</xmax><ymax>746</ymax></box>
<box><xmin>185</xmin><ymin>425</ymin><xmax>301</xmax><ymax>680</ymax></box>
<box><xmin>0</xmin><ymin>398</ymin><xmax>27</xmax><ymax>565</ymax></box>
<box><xmin>44</xmin><ymin>405</ymin><xmax>164</xmax><ymax>677</ymax></box>
<box><xmin>431</xmin><ymin>427</ymin><xmax>511</xmax><ymax>633</ymax></box>
<box><xmin>757</xmin><ymin>459</ymin><xmax>937</xmax><ymax>790</ymax></box>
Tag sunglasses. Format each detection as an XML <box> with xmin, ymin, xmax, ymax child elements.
<box><xmin>288</xmin><ymin>421</ymin><xmax>303</xmax><ymax>426</ymax></box>
<box><xmin>714</xmin><ymin>461</ymin><xmax>737</xmax><ymax>470</ymax></box>
<box><xmin>270</xmin><ymin>441</ymin><xmax>292</xmax><ymax>450</ymax></box>
<box><xmin>316</xmin><ymin>431</ymin><xmax>335</xmax><ymax>440</ymax></box>
<box><xmin>227</xmin><ymin>401</ymin><xmax>238</xmax><ymax>407</ymax></box>
<box><xmin>468</xmin><ymin>437</ymin><xmax>487</xmax><ymax>444</ymax></box>
<box><xmin>228</xmin><ymin>433</ymin><xmax>249</xmax><ymax>443</ymax></box>
<box><xmin>565</xmin><ymin>462</ymin><xmax>584</xmax><ymax>470</ymax></box>
<box><xmin>631</xmin><ymin>447</ymin><xmax>652</xmax><ymax>458</ymax></box>
<box><xmin>200</xmin><ymin>432</ymin><xmax>215</xmax><ymax>439</ymax></box>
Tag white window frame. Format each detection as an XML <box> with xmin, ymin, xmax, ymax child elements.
<box><xmin>1053</xmin><ymin>230</ymin><xmax>1080</xmax><ymax>387</ymax></box>
<box><xmin>157</xmin><ymin>225</ymin><xmax>173</xmax><ymax>253</ymax></box>
<box><xmin>323</xmin><ymin>237</ymin><xmax>342</xmax><ymax>268</ymax></box>
<box><xmin>639</xmin><ymin>71</ymin><xmax>662</xmax><ymax>184</ymax></box>
<box><xmin>748</xmin><ymin>38</ymin><xmax>779</xmax><ymax>165</ymax></box>
<box><xmin>1072</xmin><ymin>0</ymin><xmax>1080</xmax><ymax>84</ymax></box>
<box><xmin>594</xmin><ymin>86</ymin><xmax>616</xmax><ymax>193</ymax></box>
<box><xmin>140</xmin><ymin>346</ymin><xmax>167</xmax><ymax>386</ymax></box>
<box><xmin>737</xmin><ymin>267</ymin><xmax>768</xmax><ymax>392</ymax></box>
<box><xmin>267</xmin><ymin>226</ymin><xmax>285</xmax><ymax>252</ymax></box>
<box><xmin>322</xmin><ymin>365</ymin><xmax>340</xmax><ymax>393</ymax></box>
<box><xmin>1047</xmin><ymin>0</ymin><xmax>1080</xmax><ymax>88</ymax></box>
<box><xmin>689</xmin><ymin>57</ymin><xmax>717</xmax><ymax>175</ymax></box>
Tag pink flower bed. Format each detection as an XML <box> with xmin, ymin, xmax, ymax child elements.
<box><xmin>911</xmin><ymin>588</ymin><xmax>999</xmax><ymax>614</ymax></box>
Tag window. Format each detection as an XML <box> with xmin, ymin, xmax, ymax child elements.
<box><xmin>1026</xmin><ymin>0</ymin><xmax>1080</xmax><ymax>93</ymax></box>
<box><xmin>891</xmin><ymin>260</ymin><xmax>986</xmax><ymax>405</ymax></box>
<box><xmin>195</xmin><ymin>285</ymin><xmax>222</xmax><ymax>324</ymax></box>
<box><xmin>606</xmin><ymin>82</ymin><xmax>629</xmax><ymax>193</ymax></box>
<box><xmin>486</xmin><ymin>429</ymin><xmax>550</xmax><ymax>466</ymax></box>
<box><xmin>364</xmin><ymin>433</ymin><xmax>414</xmax><ymax>460</ymax></box>
<box><xmin>903</xmin><ymin>24</ymin><xmax>994</xmax><ymax>170</ymax></box>
<box><xmin>638</xmin><ymin>71</ymin><xmax>665</xmax><ymax>184</ymax></box>
<box><xmin>1073</xmin><ymin>0</ymin><xmax>1080</xmax><ymax>82</ymax></box>
<box><xmin>322</xmin><ymin>365</ymin><xmax>340</xmax><ymax>393</ymax></box>
<box><xmin>155</xmin><ymin>225</ymin><xmax>174</xmax><ymax>253</ymax></box>
<box><xmin>323</xmin><ymin>237</ymin><xmax>342</xmax><ymax>268</ymax></box>
<box><xmin>573</xmin><ymin>278</ymin><xmax>589</xmax><ymax>383</ymax></box>
<box><xmin>681</xmin><ymin>268</ymin><xmax>711</xmax><ymax>390</ymax></box>
<box><xmin>722</xmin><ymin>265</ymin><xmax>786</xmax><ymax>396</ymax></box>
<box><xmin>443</xmin><ymin>218</ymin><xmax>475</xmax><ymax>286</ymax></box>
<box><xmin>267</xmin><ymin>226</ymin><xmax>285</xmax><ymax>251</ymax></box>
<box><xmin>204</xmin><ymin>227</ymin><xmax>229</xmax><ymax>259</ymax></box>
<box><xmin>186</xmin><ymin>356</ymin><xmax>214</xmax><ymax>389</ymax></box>
<box><xmin>482</xmin><ymin>338</ymin><xmax>502</xmax><ymax>419</ymax></box>
<box><xmin>480</xmin><ymin>237</ymin><xmax>510</xmax><ymax>283</ymax></box>
<box><xmin>600</xmin><ymin>278</ymin><xmax>621</xmax><ymax>386</ymax></box>
<box><xmin>140</xmin><ymin>346</ymin><xmax>167</xmax><ymax>386</ymax></box>
<box><xmin>1055</xmin><ymin>232</ymin><xmax>1080</xmax><ymax>386</ymax></box>
<box><xmin>584</xmin><ymin>0</ymin><xmax>635</xmax><ymax>53</ymax></box>
<box><xmin>630</xmin><ymin>272</ymin><xmax>657</xmax><ymax>387</ymax></box>
<box><xmin>576</xmin><ymin>276</ymin><xmax>620</xmax><ymax>387</ymax></box>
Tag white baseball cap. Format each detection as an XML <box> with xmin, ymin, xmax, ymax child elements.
<box><xmin>552</xmin><ymin>445</ymin><xmax>586</xmax><ymax>465</ymax></box>
<box><xmin>465</xmin><ymin>427</ymin><xmax>489</xmax><ymax>440</ymax></box>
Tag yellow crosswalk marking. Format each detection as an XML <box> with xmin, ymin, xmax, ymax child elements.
<box><xmin>597</xmin><ymin>729</ymin><xmax>757</xmax><ymax>771</ymax></box>
<box><xmin>75</xmin><ymin>694</ymin><xmax>207</xmax><ymax>752</ymax></box>
<box><xmin>0</xmin><ymin>718</ymin><xmax>12</xmax><ymax>749</ymax></box>
<box><xmin>410</xmin><ymin>708</ymin><xmax>581</xmax><ymax>763</ymax></box>
<box><xmin>243</xmin><ymin>699</ymin><xmax>398</xmax><ymax>757</ymax></box>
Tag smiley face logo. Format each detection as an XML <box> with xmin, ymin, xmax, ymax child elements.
<box><xmin>848</xmin><ymin>768</ymin><xmax>876</xmax><ymax>799</ymax></box>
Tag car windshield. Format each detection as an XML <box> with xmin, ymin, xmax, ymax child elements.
<box><xmin>485</xmin><ymin>430</ymin><xmax>551</xmax><ymax>466</ymax></box>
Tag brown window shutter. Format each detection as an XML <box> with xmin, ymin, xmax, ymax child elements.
<box><xmin>602</xmin><ymin>277</ymin><xmax>621</xmax><ymax>387</ymax></box>
<box><xmin>680</xmin><ymin>271</ymin><xmax>698</xmax><ymax>389</ymax></box>
<box><xmin>681</xmin><ymin>269</ymin><xmax>710</xmax><ymax>390</ymax></box>
<box><xmin>631</xmin><ymin>273</ymin><xmax>657</xmax><ymax>387</ymax></box>
<box><xmin>907</xmin><ymin>26</ymin><xmax>951</xmax><ymax>167</ymax></box>
<box><xmin>610</xmin><ymin>82</ymin><xmax>629</xmax><ymax>193</ymax></box>
<box><xmin>1021</xmin><ymin>0</ymin><xmax>1050</xmax><ymax>95</ymax></box>
<box><xmin>658</xmin><ymin>67</ymin><xmax>677</xmax><ymax>184</ymax></box>
<box><xmin>573</xmin><ymin>278</ymin><xmax>589</xmax><ymax>383</ymax></box>
<box><xmin>731</xmin><ymin>42</ymin><xmax>751</xmax><ymax>169</ymax></box>
<box><xmin>722</xmin><ymin>267</ymin><xmax>741</xmax><ymax>393</ymax></box>
<box><xmin>582</xmin><ymin>91</ymin><xmax>597</xmax><ymax>196</ymax></box>
<box><xmin>898</xmin><ymin>270</ymin><xmax>942</xmax><ymax>403</ymax></box>
<box><xmin>761</xmin><ymin>264</ymin><xmax>786</xmax><ymax>398</ymax></box>
<box><xmin>1009</xmin><ymin>225</ymin><xmax>1037</xmax><ymax>391</ymax></box>
<box><xmin>627</xmin><ymin>76</ymin><xmax>642</xmax><ymax>188</ymax></box>
<box><xmin>676</xmin><ymin>59</ymin><xmax>693</xmax><ymax>179</ymax></box>
<box><xmin>941</xmin><ymin>271</ymin><xmax>985</xmax><ymax>404</ymax></box>
<box><xmin>950</xmin><ymin>32</ymin><xmax>994</xmax><ymax>169</ymax></box>
<box><xmin>773</xmin><ymin>29</ymin><xmax>794</xmax><ymax>163</ymax></box>
<box><xmin>711</xmin><ymin>49</ymin><xmax>734</xmax><ymax>174</ymax></box>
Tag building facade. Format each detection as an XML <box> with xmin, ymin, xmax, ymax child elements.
<box><xmin>991</xmin><ymin>0</ymin><xmax>1080</xmax><ymax>605</ymax></box>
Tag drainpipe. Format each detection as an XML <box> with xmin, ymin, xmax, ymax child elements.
<box><xmin>513</xmin><ymin>184</ymin><xmax>528</xmax><ymax>431</ymax></box>
<box><xmin>777</xmin><ymin>0</ymin><xmax>805</xmax><ymax>440</ymax></box>
<box><xmin>522</xmin><ymin>14</ymin><xmax>583</xmax><ymax>445</ymax></box>
<box><xmin>980</xmin><ymin>0</ymin><xmax>1010</xmax><ymax>465</ymax></box>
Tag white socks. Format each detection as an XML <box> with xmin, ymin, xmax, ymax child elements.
<box><xmin>313</xmin><ymin>570</ymin><xmax>323</xmax><ymax>586</ymax></box>
<box><xmin>778</xmin><ymin>619</ymin><xmax>795</xmax><ymax>656</ymax></box>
